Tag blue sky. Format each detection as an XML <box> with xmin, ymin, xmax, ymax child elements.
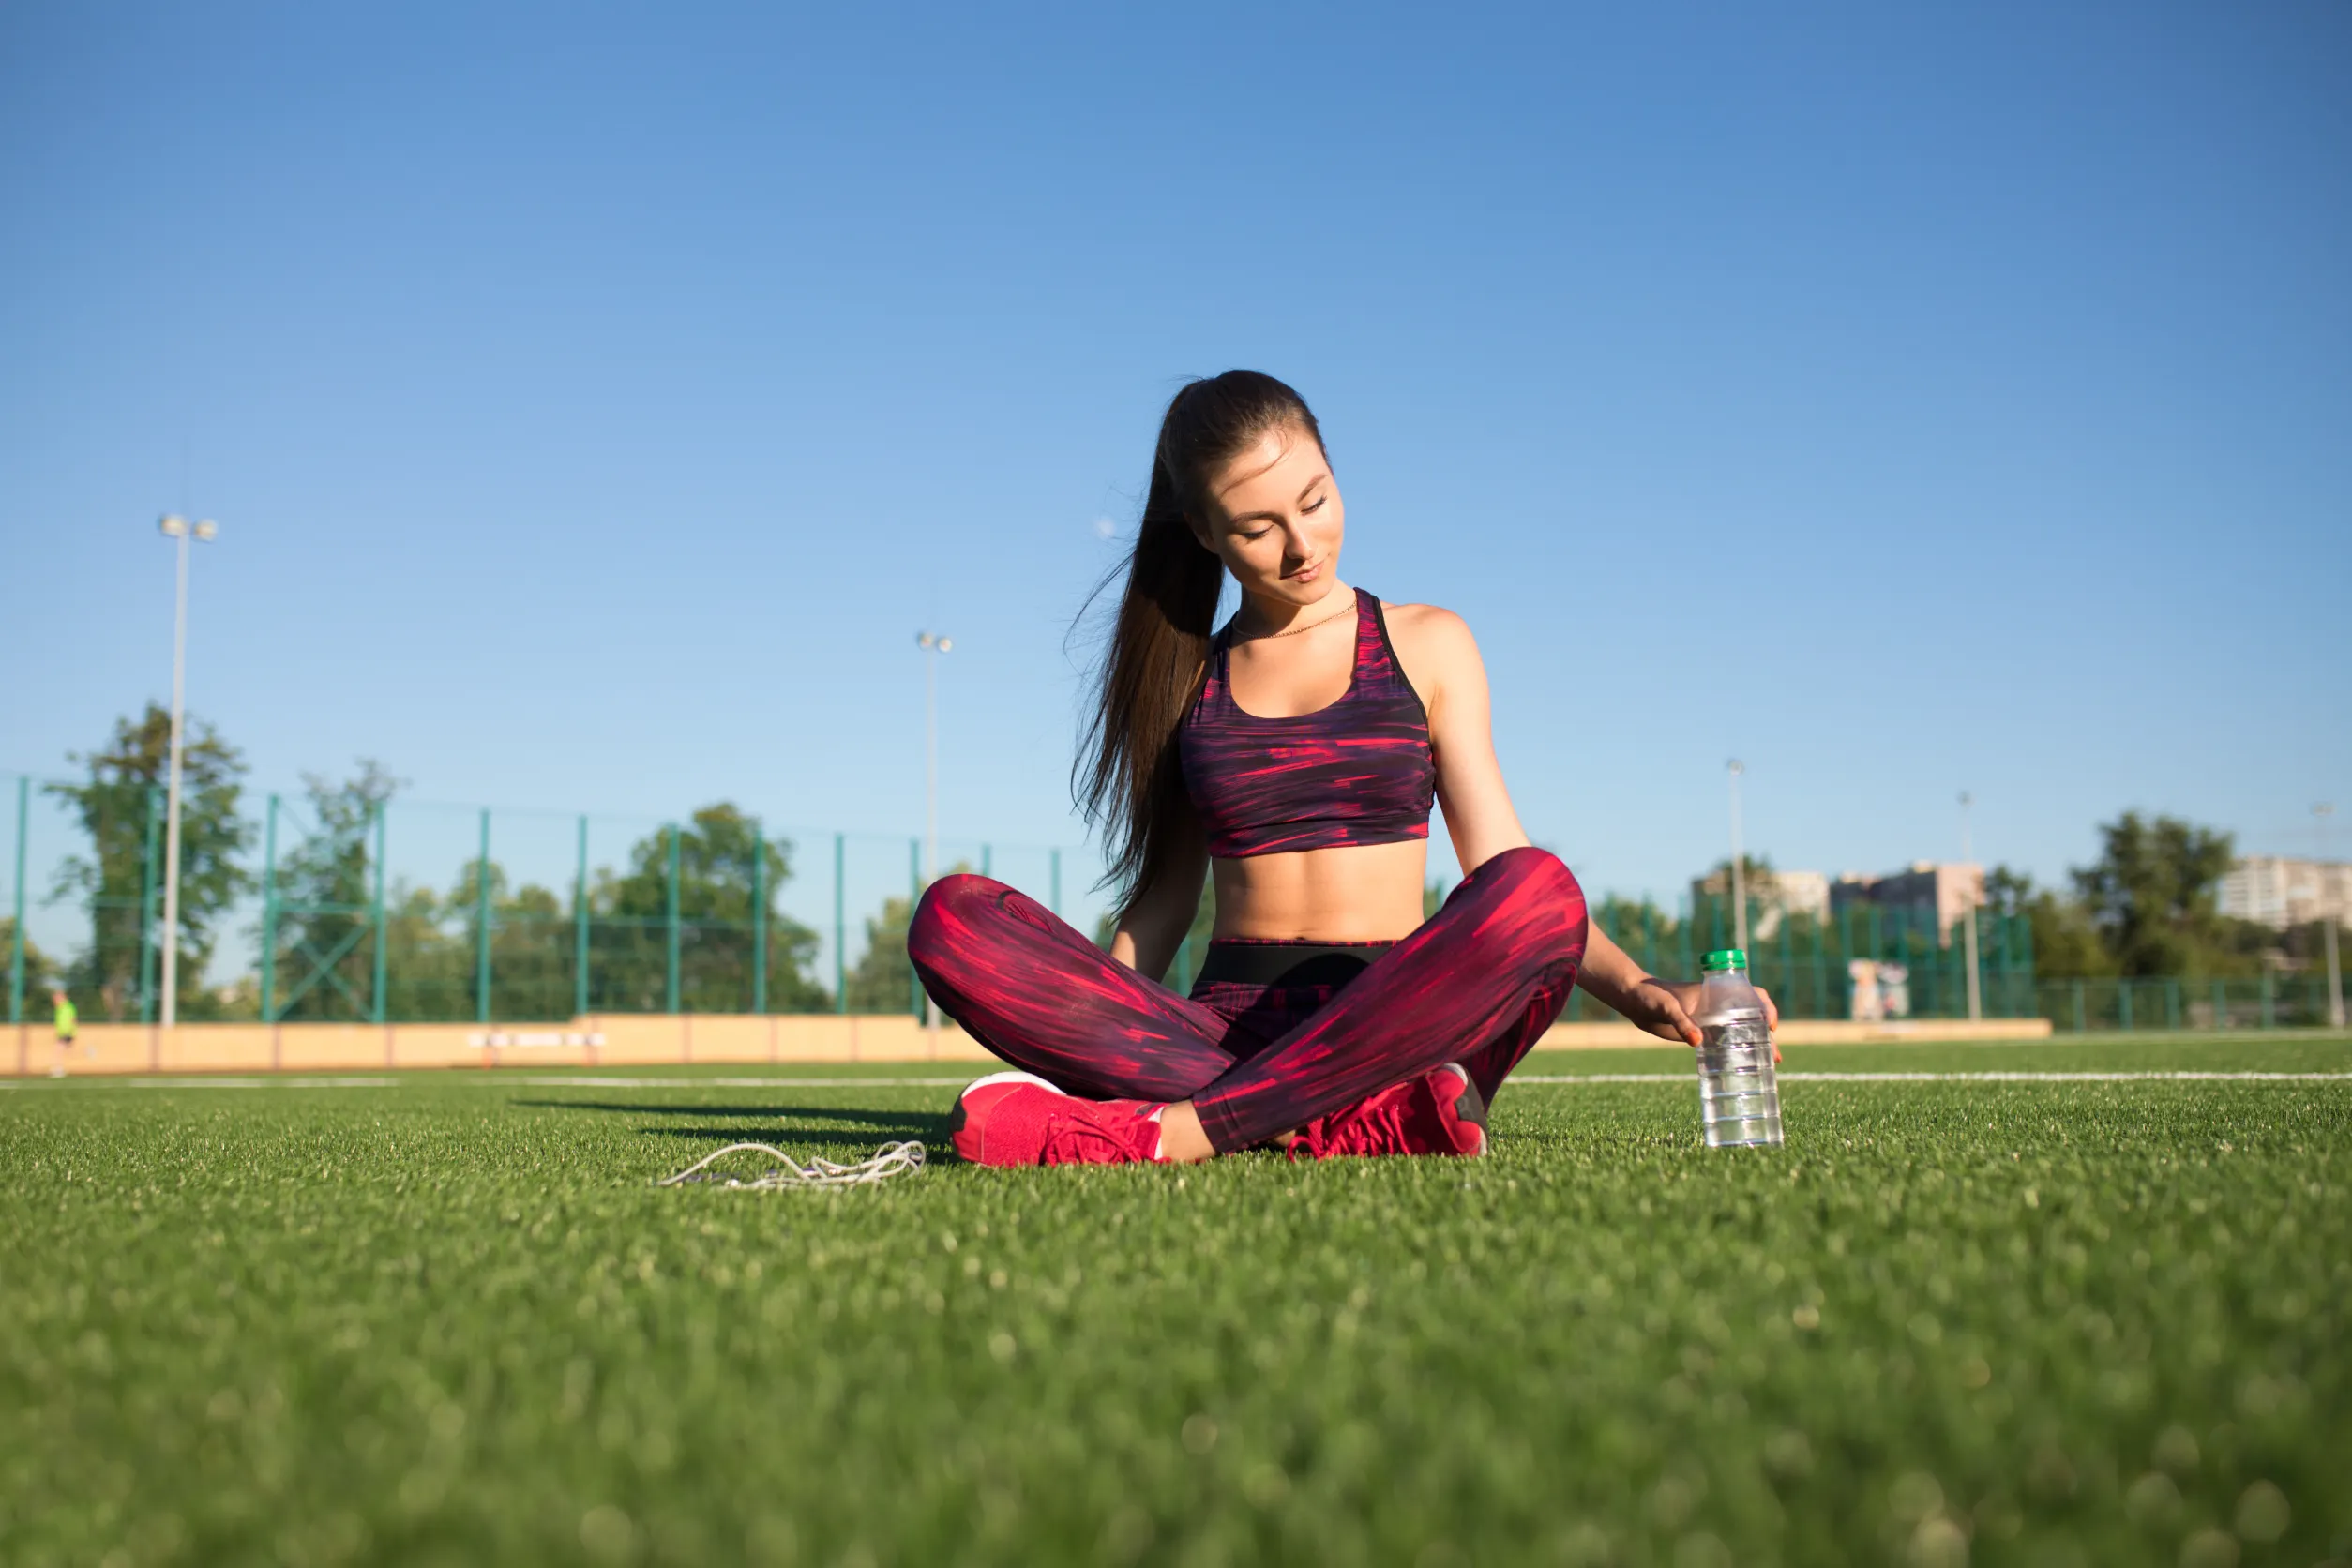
<box><xmin>4</xmin><ymin>0</ymin><xmax>2348</xmax><ymax>961</ymax></box>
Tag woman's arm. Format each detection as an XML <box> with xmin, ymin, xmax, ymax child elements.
<box><xmin>1396</xmin><ymin>604</ymin><xmax>1778</xmax><ymax>1048</ymax></box>
<box><xmin>1395</xmin><ymin>606</ymin><xmax>1533</xmax><ymax>875</ymax></box>
<box><xmin>1576</xmin><ymin>925</ymin><xmax>1779</xmax><ymax>1047</ymax></box>
<box><xmin>1107</xmin><ymin>816</ymin><xmax>1209</xmax><ymax>983</ymax></box>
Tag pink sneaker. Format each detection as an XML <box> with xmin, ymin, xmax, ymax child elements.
<box><xmin>950</xmin><ymin>1072</ymin><xmax>1166</xmax><ymax>1167</ymax></box>
<box><xmin>1295</xmin><ymin>1063</ymin><xmax>1487</xmax><ymax>1160</ymax></box>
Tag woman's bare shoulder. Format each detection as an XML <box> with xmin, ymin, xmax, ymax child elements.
<box><xmin>1377</xmin><ymin>600</ymin><xmax>1484</xmax><ymax>701</ymax></box>
<box><xmin>1380</xmin><ymin>600</ymin><xmax>1480</xmax><ymax>658</ymax></box>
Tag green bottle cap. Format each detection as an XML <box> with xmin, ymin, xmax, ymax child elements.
<box><xmin>1700</xmin><ymin>949</ymin><xmax>1748</xmax><ymax>972</ymax></box>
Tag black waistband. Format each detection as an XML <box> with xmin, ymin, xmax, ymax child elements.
<box><xmin>1195</xmin><ymin>941</ymin><xmax>1393</xmax><ymax>988</ymax></box>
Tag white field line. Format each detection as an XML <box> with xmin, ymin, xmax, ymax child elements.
<box><xmin>4</xmin><ymin>1074</ymin><xmax>972</xmax><ymax>1092</ymax></box>
<box><xmin>8</xmin><ymin>1070</ymin><xmax>2346</xmax><ymax>1093</ymax></box>
<box><xmin>510</xmin><ymin>1076</ymin><xmax>974</xmax><ymax>1089</ymax></box>
<box><xmin>1517</xmin><ymin>1071</ymin><xmax>2350</xmax><ymax>1085</ymax></box>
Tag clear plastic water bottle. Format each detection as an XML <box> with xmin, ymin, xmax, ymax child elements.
<box><xmin>1695</xmin><ymin>948</ymin><xmax>1782</xmax><ymax>1148</ymax></box>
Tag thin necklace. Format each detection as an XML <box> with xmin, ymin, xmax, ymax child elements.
<box><xmin>1236</xmin><ymin>596</ymin><xmax>1357</xmax><ymax>642</ymax></box>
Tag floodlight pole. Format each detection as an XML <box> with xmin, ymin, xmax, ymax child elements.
<box><xmin>1960</xmin><ymin>791</ymin><xmax>1983</xmax><ymax>1022</ymax></box>
<box><xmin>157</xmin><ymin>514</ymin><xmax>218</xmax><ymax>1030</ymax></box>
<box><xmin>2319</xmin><ymin>804</ymin><xmax>2344</xmax><ymax>1030</ymax></box>
<box><xmin>916</xmin><ymin>631</ymin><xmax>953</xmax><ymax>1036</ymax></box>
<box><xmin>1726</xmin><ymin>760</ymin><xmax>1748</xmax><ymax>955</ymax></box>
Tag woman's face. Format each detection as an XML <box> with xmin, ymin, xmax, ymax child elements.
<box><xmin>1189</xmin><ymin>423</ymin><xmax>1345</xmax><ymax>607</ymax></box>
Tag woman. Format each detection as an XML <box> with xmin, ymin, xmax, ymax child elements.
<box><xmin>911</xmin><ymin>371</ymin><xmax>1770</xmax><ymax>1166</ymax></box>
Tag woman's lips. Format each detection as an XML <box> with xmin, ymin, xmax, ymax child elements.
<box><xmin>1286</xmin><ymin>559</ymin><xmax>1323</xmax><ymax>582</ymax></box>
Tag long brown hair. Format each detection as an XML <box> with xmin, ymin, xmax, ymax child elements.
<box><xmin>1076</xmin><ymin>370</ymin><xmax>1327</xmax><ymax>910</ymax></box>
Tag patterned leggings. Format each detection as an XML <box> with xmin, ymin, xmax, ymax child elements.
<box><xmin>909</xmin><ymin>845</ymin><xmax>1589</xmax><ymax>1153</ymax></box>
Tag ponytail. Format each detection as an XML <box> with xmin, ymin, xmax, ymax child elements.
<box><xmin>1075</xmin><ymin>371</ymin><xmax>1325</xmax><ymax>910</ymax></box>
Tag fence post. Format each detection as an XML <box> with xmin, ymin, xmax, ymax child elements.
<box><xmin>138</xmin><ymin>787</ymin><xmax>161</xmax><ymax>1024</ymax></box>
<box><xmin>1050</xmin><ymin>848</ymin><xmax>1062</xmax><ymax>917</ymax></box>
<box><xmin>1769</xmin><ymin>907</ymin><xmax>1787</xmax><ymax>1019</ymax></box>
<box><xmin>664</xmin><ymin>823</ymin><xmax>682</xmax><ymax>1016</ymax></box>
<box><xmin>2260</xmin><ymin>970</ymin><xmax>2274</xmax><ymax>1030</ymax></box>
<box><xmin>572</xmin><ymin>816</ymin><xmax>589</xmax><ymax>1018</ymax></box>
<box><xmin>751</xmin><ymin>822</ymin><xmax>768</xmax><ymax>1016</ymax></box>
<box><xmin>371</xmin><ymin>802</ymin><xmax>388</xmax><ymax>1024</ymax></box>
<box><xmin>261</xmin><ymin>793</ymin><xmax>280</xmax><ymax>1022</ymax></box>
<box><xmin>2165</xmin><ymin>977</ymin><xmax>2181</xmax><ymax>1030</ymax></box>
<box><xmin>833</xmin><ymin>832</ymin><xmax>846</xmax><ymax>1014</ymax></box>
<box><xmin>1810</xmin><ymin>913</ymin><xmax>1826</xmax><ymax>1018</ymax></box>
<box><xmin>8</xmin><ymin>776</ymin><xmax>25</xmax><ymax>1026</ymax></box>
<box><xmin>1833</xmin><ymin>905</ymin><xmax>1852</xmax><ymax>1019</ymax></box>
<box><xmin>2071</xmin><ymin>979</ymin><xmax>2086</xmax><ymax>1033</ymax></box>
<box><xmin>475</xmin><ymin>808</ymin><xmax>492</xmax><ymax>1025</ymax></box>
<box><xmin>2118</xmin><ymin>980</ymin><xmax>2133</xmax><ymax>1032</ymax></box>
<box><xmin>2210</xmin><ymin>978</ymin><xmax>2227</xmax><ymax>1031</ymax></box>
<box><xmin>908</xmin><ymin>837</ymin><xmax>923</xmax><ymax>1020</ymax></box>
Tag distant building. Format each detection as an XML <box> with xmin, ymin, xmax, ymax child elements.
<box><xmin>2218</xmin><ymin>857</ymin><xmax>2352</xmax><ymax>930</ymax></box>
<box><xmin>1688</xmin><ymin>867</ymin><xmax>1832</xmax><ymax>941</ymax></box>
<box><xmin>1830</xmin><ymin>862</ymin><xmax>1984</xmax><ymax>947</ymax></box>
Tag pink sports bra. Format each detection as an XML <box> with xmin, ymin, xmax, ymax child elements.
<box><xmin>1178</xmin><ymin>588</ymin><xmax>1437</xmax><ymax>859</ymax></box>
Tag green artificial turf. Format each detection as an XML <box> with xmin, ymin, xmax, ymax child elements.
<box><xmin>3</xmin><ymin>1038</ymin><xmax>2346</xmax><ymax>1567</ymax></box>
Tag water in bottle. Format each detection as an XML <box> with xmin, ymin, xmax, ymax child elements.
<box><xmin>1694</xmin><ymin>948</ymin><xmax>1783</xmax><ymax>1148</ymax></box>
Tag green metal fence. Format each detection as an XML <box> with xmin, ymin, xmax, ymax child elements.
<box><xmin>2035</xmin><ymin>974</ymin><xmax>2344</xmax><ymax>1033</ymax></box>
<box><xmin>1547</xmin><ymin>893</ymin><xmax>2043</xmax><ymax>1023</ymax></box>
<box><xmin>9</xmin><ymin>771</ymin><xmax>2343</xmax><ymax>1033</ymax></box>
<box><xmin>5</xmin><ymin>774</ymin><xmax>1083</xmax><ymax>1027</ymax></box>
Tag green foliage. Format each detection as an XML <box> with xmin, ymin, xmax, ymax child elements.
<box><xmin>262</xmin><ymin>791</ymin><xmax>834</xmax><ymax>1021</ymax></box>
<box><xmin>1987</xmin><ymin>865</ymin><xmax>2114</xmax><ymax>978</ymax></box>
<box><xmin>844</xmin><ymin>893</ymin><xmax>918</xmax><ymax>1014</ymax></box>
<box><xmin>0</xmin><ymin>916</ymin><xmax>58</xmax><ymax>1003</ymax></box>
<box><xmin>272</xmin><ymin>762</ymin><xmax>400</xmax><ymax>1022</ymax></box>
<box><xmin>48</xmin><ymin>704</ymin><xmax>251</xmax><ymax>1019</ymax></box>
<box><xmin>847</xmin><ymin>862</ymin><xmax>977</xmax><ymax>1014</ymax></box>
<box><xmin>584</xmin><ymin>804</ymin><xmax>828</xmax><ymax>1015</ymax></box>
<box><xmin>2073</xmin><ymin>813</ymin><xmax>2239</xmax><ymax>978</ymax></box>
<box><xmin>1990</xmin><ymin>812</ymin><xmax>2298</xmax><ymax>984</ymax></box>
<box><xmin>0</xmin><ymin>1039</ymin><xmax>2343</xmax><ymax>1565</ymax></box>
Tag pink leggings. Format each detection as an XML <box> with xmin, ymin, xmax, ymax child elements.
<box><xmin>909</xmin><ymin>845</ymin><xmax>1588</xmax><ymax>1153</ymax></box>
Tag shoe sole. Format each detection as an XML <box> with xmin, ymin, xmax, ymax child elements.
<box><xmin>1439</xmin><ymin>1063</ymin><xmax>1487</xmax><ymax>1157</ymax></box>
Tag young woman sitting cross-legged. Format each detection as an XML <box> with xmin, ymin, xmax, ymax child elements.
<box><xmin>912</xmin><ymin>370</ymin><xmax>1774</xmax><ymax>1166</ymax></box>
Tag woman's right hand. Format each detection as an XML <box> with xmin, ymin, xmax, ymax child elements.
<box><xmin>1612</xmin><ymin>975</ymin><xmax>1783</xmax><ymax>1063</ymax></box>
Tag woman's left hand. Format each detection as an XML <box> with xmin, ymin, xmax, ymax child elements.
<box><xmin>1619</xmin><ymin>977</ymin><xmax>1783</xmax><ymax>1063</ymax></box>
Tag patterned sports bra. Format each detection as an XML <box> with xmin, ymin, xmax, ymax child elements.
<box><xmin>1179</xmin><ymin>588</ymin><xmax>1438</xmax><ymax>859</ymax></box>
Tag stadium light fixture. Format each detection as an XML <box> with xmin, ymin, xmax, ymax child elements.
<box><xmin>916</xmin><ymin>631</ymin><xmax>953</xmax><ymax>1035</ymax></box>
<box><xmin>156</xmin><ymin>514</ymin><xmax>219</xmax><ymax>1030</ymax></box>
<box><xmin>1726</xmin><ymin>760</ymin><xmax>1748</xmax><ymax>955</ymax></box>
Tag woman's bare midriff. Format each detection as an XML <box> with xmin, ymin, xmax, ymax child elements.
<box><xmin>1209</xmin><ymin>838</ymin><xmax>1431</xmax><ymax>943</ymax></box>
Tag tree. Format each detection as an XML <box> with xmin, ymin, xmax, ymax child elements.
<box><xmin>271</xmin><ymin>762</ymin><xmax>400</xmax><ymax>1021</ymax></box>
<box><xmin>1</xmin><ymin>918</ymin><xmax>59</xmax><ymax>1008</ymax></box>
<box><xmin>588</xmin><ymin>805</ymin><xmax>828</xmax><ymax>1014</ymax></box>
<box><xmin>448</xmin><ymin>858</ymin><xmax>578</xmax><ymax>1021</ymax></box>
<box><xmin>49</xmin><ymin>705</ymin><xmax>251</xmax><ymax>1020</ymax></box>
<box><xmin>845</xmin><ymin>894</ymin><xmax>920</xmax><ymax>1015</ymax></box>
<box><xmin>1984</xmin><ymin>865</ymin><xmax>2112</xmax><ymax>977</ymax></box>
<box><xmin>2071</xmin><ymin>813</ymin><xmax>2237</xmax><ymax>977</ymax></box>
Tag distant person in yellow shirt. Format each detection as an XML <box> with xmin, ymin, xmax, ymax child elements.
<box><xmin>50</xmin><ymin>987</ymin><xmax>78</xmax><ymax>1078</ymax></box>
